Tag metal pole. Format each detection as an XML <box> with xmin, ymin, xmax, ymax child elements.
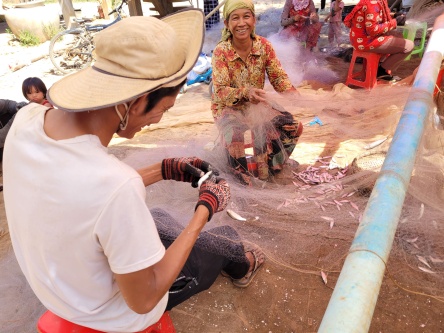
<box><xmin>318</xmin><ymin>13</ymin><xmax>444</xmax><ymax>333</ymax></box>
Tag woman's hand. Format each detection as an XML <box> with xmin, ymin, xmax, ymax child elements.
<box><xmin>310</xmin><ymin>12</ymin><xmax>319</xmax><ymax>23</ymax></box>
<box><xmin>288</xmin><ymin>86</ymin><xmax>301</xmax><ymax>97</ymax></box>
<box><xmin>293</xmin><ymin>14</ymin><xmax>301</xmax><ymax>21</ymax></box>
<box><xmin>390</xmin><ymin>18</ymin><xmax>397</xmax><ymax>29</ymax></box>
<box><xmin>247</xmin><ymin>87</ymin><xmax>267</xmax><ymax>104</ymax></box>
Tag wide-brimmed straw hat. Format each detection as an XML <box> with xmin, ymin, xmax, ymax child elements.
<box><xmin>47</xmin><ymin>9</ymin><xmax>204</xmax><ymax>112</ymax></box>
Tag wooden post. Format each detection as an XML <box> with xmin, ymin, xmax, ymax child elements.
<box><xmin>127</xmin><ymin>0</ymin><xmax>143</xmax><ymax>16</ymax></box>
<box><xmin>150</xmin><ymin>0</ymin><xmax>173</xmax><ymax>17</ymax></box>
<box><xmin>58</xmin><ymin>0</ymin><xmax>77</xmax><ymax>29</ymax></box>
<box><xmin>101</xmin><ymin>0</ymin><xmax>110</xmax><ymax>19</ymax></box>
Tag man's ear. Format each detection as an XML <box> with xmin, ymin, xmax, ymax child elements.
<box><xmin>131</xmin><ymin>93</ymin><xmax>149</xmax><ymax>115</ymax></box>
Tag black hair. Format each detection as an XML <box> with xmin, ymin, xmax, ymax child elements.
<box><xmin>143</xmin><ymin>79</ymin><xmax>186</xmax><ymax>114</ymax></box>
<box><xmin>22</xmin><ymin>77</ymin><xmax>48</xmax><ymax>100</ymax></box>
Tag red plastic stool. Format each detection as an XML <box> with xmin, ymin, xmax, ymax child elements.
<box><xmin>345</xmin><ymin>50</ymin><xmax>383</xmax><ymax>89</ymax></box>
<box><xmin>37</xmin><ymin>310</ymin><xmax>176</xmax><ymax>333</ymax></box>
<box><xmin>434</xmin><ymin>67</ymin><xmax>444</xmax><ymax>96</ymax></box>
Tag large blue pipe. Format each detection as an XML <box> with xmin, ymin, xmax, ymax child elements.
<box><xmin>318</xmin><ymin>14</ymin><xmax>444</xmax><ymax>332</ymax></box>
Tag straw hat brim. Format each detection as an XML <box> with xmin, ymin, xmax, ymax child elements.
<box><xmin>47</xmin><ymin>9</ymin><xmax>204</xmax><ymax>112</ymax></box>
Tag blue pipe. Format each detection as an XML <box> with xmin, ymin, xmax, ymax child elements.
<box><xmin>318</xmin><ymin>14</ymin><xmax>444</xmax><ymax>332</ymax></box>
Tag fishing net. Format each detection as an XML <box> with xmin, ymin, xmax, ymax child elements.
<box><xmin>116</xmin><ymin>81</ymin><xmax>444</xmax><ymax>331</ymax></box>
<box><xmin>1</xmin><ymin>2</ymin><xmax>444</xmax><ymax>333</ymax></box>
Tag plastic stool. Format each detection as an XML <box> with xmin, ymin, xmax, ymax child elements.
<box><xmin>399</xmin><ymin>21</ymin><xmax>427</xmax><ymax>60</ymax></box>
<box><xmin>37</xmin><ymin>310</ymin><xmax>176</xmax><ymax>333</ymax></box>
<box><xmin>435</xmin><ymin>67</ymin><xmax>444</xmax><ymax>96</ymax></box>
<box><xmin>345</xmin><ymin>50</ymin><xmax>382</xmax><ymax>89</ymax></box>
<box><xmin>244</xmin><ymin>129</ymin><xmax>254</xmax><ymax>149</ymax></box>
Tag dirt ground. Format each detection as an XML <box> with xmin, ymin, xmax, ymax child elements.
<box><xmin>1</xmin><ymin>2</ymin><xmax>444</xmax><ymax>333</ymax></box>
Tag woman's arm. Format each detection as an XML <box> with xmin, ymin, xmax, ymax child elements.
<box><xmin>309</xmin><ymin>0</ymin><xmax>319</xmax><ymax>23</ymax></box>
<box><xmin>363</xmin><ymin>1</ymin><xmax>396</xmax><ymax>37</ymax></box>
<box><xmin>281</xmin><ymin>0</ymin><xmax>296</xmax><ymax>27</ymax></box>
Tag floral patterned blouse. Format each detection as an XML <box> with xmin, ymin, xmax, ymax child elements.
<box><xmin>281</xmin><ymin>0</ymin><xmax>316</xmax><ymax>32</ymax></box>
<box><xmin>344</xmin><ymin>0</ymin><xmax>397</xmax><ymax>51</ymax></box>
<box><xmin>211</xmin><ymin>35</ymin><xmax>293</xmax><ymax>118</ymax></box>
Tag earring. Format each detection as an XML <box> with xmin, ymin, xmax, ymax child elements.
<box><xmin>114</xmin><ymin>102</ymin><xmax>131</xmax><ymax>131</ymax></box>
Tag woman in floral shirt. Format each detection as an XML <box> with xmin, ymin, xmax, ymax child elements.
<box><xmin>344</xmin><ymin>0</ymin><xmax>413</xmax><ymax>79</ymax></box>
<box><xmin>211</xmin><ymin>0</ymin><xmax>303</xmax><ymax>185</ymax></box>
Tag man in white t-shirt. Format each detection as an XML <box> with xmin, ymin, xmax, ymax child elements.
<box><xmin>3</xmin><ymin>10</ymin><xmax>265</xmax><ymax>333</ymax></box>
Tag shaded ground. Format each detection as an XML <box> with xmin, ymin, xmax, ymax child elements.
<box><xmin>1</xmin><ymin>1</ymin><xmax>444</xmax><ymax>333</ymax></box>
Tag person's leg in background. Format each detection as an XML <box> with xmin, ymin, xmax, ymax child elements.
<box><xmin>332</xmin><ymin>21</ymin><xmax>342</xmax><ymax>47</ymax></box>
<box><xmin>372</xmin><ymin>36</ymin><xmax>414</xmax><ymax>78</ymax></box>
<box><xmin>327</xmin><ymin>22</ymin><xmax>335</xmax><ymax>47</ymax></box>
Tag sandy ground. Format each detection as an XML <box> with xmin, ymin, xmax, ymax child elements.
<box><xmin>2</xmin><ymin>1</ymin><xmax>444</xmax><ymax>333</ymax></box>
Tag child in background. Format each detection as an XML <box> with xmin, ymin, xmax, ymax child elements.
<box><xmin>324</xmin><ymin>0</ymin><xmax>344</xmax><ymax>48</ymax></box>
<box><xmin>22</xmin><ymin>77</ymin><xmax>52</xmax><ymax>107</ymax></box>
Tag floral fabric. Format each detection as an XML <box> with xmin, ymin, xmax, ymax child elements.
<box><xmin>292</xmin><ymin>0</ymin><xmax>310</xmax><ymax>11</ymax></box>
<box><xmin>279</xmin><ymin>0</ymin><xmax>321</xmax><ymax>49</ymax></box>
<box><xmin>344</xmin><ymin>0</ymin><xmax>397</xmax><ymax>51</ymax></box>
<box><xmin>211</xmin><ymin>35</ymin><xmax>293</xmax><ymax>118</ymax></box>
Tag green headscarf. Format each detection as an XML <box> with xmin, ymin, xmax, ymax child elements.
<box><xmin>221</xmin><ymin>0</ymin><xmax>256</xmax><ymax>41</ymax></box>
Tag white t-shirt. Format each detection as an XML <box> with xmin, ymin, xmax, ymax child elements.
<box><xmin>3</xmin><ymin>104</ymin><xmax>167</xmax><ymax>332</ymax></box>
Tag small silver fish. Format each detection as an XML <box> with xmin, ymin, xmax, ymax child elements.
<box><xmin>429</xmin><ymin>256</ymin><xmax>444</xmax><ymax>263</ymax></box>
<box><xmin>364</xmin><ymin>137</ymin><xmax>388</xmax><ymax>150</ymax></box>
<box><xmin>405</xmin><ymin>237</ymin><xmax>418</xmax><ymax>243</ymax></box>
<box><xmin>226</xmin><ymin>209</ymin><xmax>247</xmax><ymax>221</ymax></box>
<box><xmin>349</xmin><ymin>201</ymin><xmax>359</xmax><ymax>211</ymax></box>
<box><xmin>418</xmin><ymin>266</ymin><xmax>436</xmax><ymax>274</ymax></box>
<box><xmin>321</xmin><ymin>271</ymin><xmax>328</xmax><ymax>284</ymax></box>
<box><xmin>418</xmin><ymin>203</ymin><xmax>424</xmax><ymax>220</ymax></box>
<box><xmin>417</xmin><ymin>256</ymin><xmax>431</xmax><ymax>268</ymax></box>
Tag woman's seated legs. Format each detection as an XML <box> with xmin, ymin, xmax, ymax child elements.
<box><xmin>260</xmin><ymin>111</ymin><xmax>303</xmax><ymax>175</ymax></box>
<box><xmin>216</xmin><ymin>112</ymin><xmax>252</xmax><ymax>184</ymax></box>
<box><xmin>306</xmin><ymin>22</ymin><xmax>322</xmax><ymax>49</ymax></box>
<box><xmin>372</xmin><ymin>35</ymin><xmax>414</xmax><ymax>73</ymax></box>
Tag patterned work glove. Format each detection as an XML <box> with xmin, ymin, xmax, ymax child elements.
<box><xmin>196</xmin><ymin>177</ymin><xmax>230</xmax><ymax>221</ymax></box>
<box><xmin>161</xmin><ymin>157</ymin><xmax>219</xmax><ymax>188</ymax></box>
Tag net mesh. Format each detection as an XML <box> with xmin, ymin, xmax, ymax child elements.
<box><xmin>1</xmin><ymin>2</ymin><xmax>444</xmax><ymax>333</ymax></box>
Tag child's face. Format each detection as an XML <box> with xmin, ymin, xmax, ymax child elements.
<box><xmin>26</xmin><ymin>86</ymin><xmax>45</xmax><ymax>104</ymax></box>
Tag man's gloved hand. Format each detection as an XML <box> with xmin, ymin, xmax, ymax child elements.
<box><xmin>161</xmin><ymin>157</ymin><xmax>219</xmax><ymax>188</ymax></box>
<box><xmin>196</xmin><ymin>177</ymin><xmax>230</xmax><ymax>221</ymax></box>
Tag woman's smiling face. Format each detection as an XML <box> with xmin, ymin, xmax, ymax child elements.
<box><xmin>225</xmin><ymin>8</ymin><xmax>256</xmax><ymax>41</ymax></box>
